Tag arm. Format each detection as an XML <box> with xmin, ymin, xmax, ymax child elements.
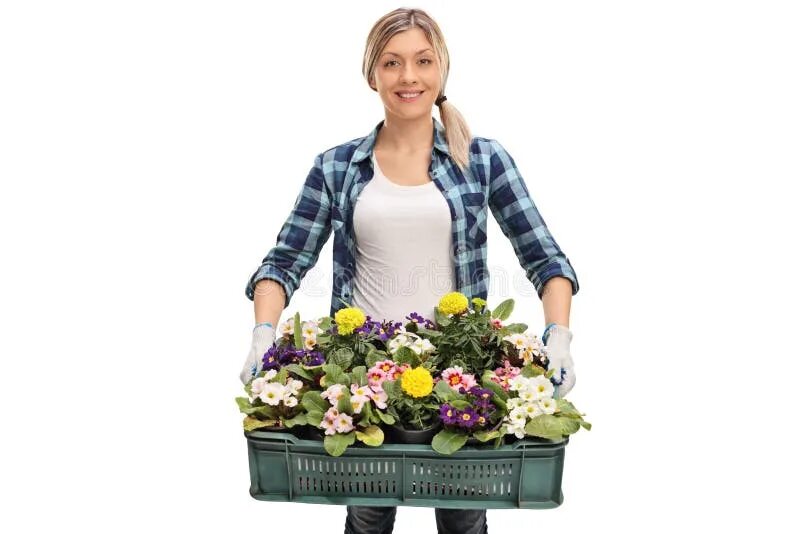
<box><xmin>245</xmin><ymin>152</ymin><xmax>333</xmax><ymax>317</ymax></box>
<box><xmin>486</xmin><ymin>139</ymin><xmax>579</xmax><ymax>300</ymax></box>
<box><xmin>541</xmin><ymin>276</ymin><xmax>572</xmax><ymax>328</ymax></box>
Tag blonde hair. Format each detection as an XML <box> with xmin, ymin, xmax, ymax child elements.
<box><xmin>362</xmin><ymin>7</ymin><xmax>472</xmax><ymax>171</ymax></box>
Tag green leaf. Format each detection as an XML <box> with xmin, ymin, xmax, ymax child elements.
<box><xmin>473</xmin><ymin>430</ymin><xmax>501</xmax><ymax>442</ymax></box>
<box><xmin>243</xmin><ymin>416</ymin><xmax>279</xmax><ymax>432</ymax></box>
<box><xmin>434</xmin><ymin>379</ymin><xmax>457</xmax><ymax>401</ymax></box>
<box><xmin>434</xmin><ymin>307</ymin><xmax>451</xmax><ymax>327</ymax></box>
<box><xmin>557</xmin><ymin>417</ymin><xmax>581</xmax><ymax>435</ymax></box>
<box><xmin>491</xmin><ymin>299</ymin><xmax>514</xmax><ymax>320</ymax></box>
<box><xmin>555</xmin><ymin>398</ymin><xmax>581</xmax><ymax>417</ymax></box>
<box><xmin>393</xmin><ymin>346</ymin><xmax>421</xmax><ymax>367</ymax></box>
<box><xmin>235</xmin><ymin>397</ymin><xmax>253</xmax><ymax>414</ymax></box>
<box><xmin>355</xmin><ymin>425</ymin><xmax>384</xmax><ymax>447</ymax></box>
<box><xmin>351</xmin><ymin>366</ymin><xmax>367</xmax><ymax>386</ymax></box>
<box><xmin>358</xmin><ymin>402</ymin><xmax>375</xmax><ymax>426</ymax></box>
<box><xmin>417</xmin><ymin>327</ymin><xmax>442</xmax><ymax>338</ymax></box>
<box><xmin>301</xmin><ymin>391</ymin><xmax>329</xmax><ymax>413</ymax></box>
<box><xmin>480</xmin><ymin>373</ymin><xmax>509</xmax><ymax>401</ymax></box>
<box><xmin>377</xmin><ymin>410</ymin><xmax>396</xmax><ymax>425</ymax></box>
<box><xmin>283</xmin><ymin>413</ymin><xmax>307</xmax><ymax>428</ymax></box>
<box><xmin>305</xmin><ymin>410</ymin><xmax>323</xmax><ymax>427</ymax></box>
<box><xmin>579</xmin><ymin>420</ymin><xmax>593</xmax><ymax>431</ymax></box>
<box><xmin>330</xmin><ymin>348</ymin><xmax>355</xmax><ymax>370</ymax></box>
<box><xmin>293</xmin><ymin>312</ymin><xmax>303</xmax><ymax>349</ymax></box>
<box><xmin>318</xmin><ymin>316</ymin><xmax>333</xmax><ymax>331</ymax></box>
<box><xmin>323</xmin><ymin>363</ymin><xmax>350</xmax><ymax>386</ymax></box>
<box><xmin>431</xmin><ymin>428</ymin><xmax>469</xmax><ymax>455</ymax></box>
<box><xmin>449</xmin><ymin>400</ymin><xmax>471</xmax><ymax>410</ymax></box>
<box><xmin>503</xmin><ymin>322</ymin><xmax>528</xmax><ymax>333</ymax></box>
<box><xmin>324</xmin><ymin>432</ymin><xmax>356</xmax><ymax>457</ymax></box>
<box><xmin>521</xmin><ymin>364</ymin><xmax>546</xmax><ymax>378</ymax></box>
<box><xmin>284</xmin><ymin>364</ymin><xmax>313</xmax><ymax>381</ymax></box>
<box><xmin>365</xmin><ymin>350</ymin><xmax>384</xmax><ymax>367</ymax></box>
<box><xmin>337</xmin><ymin>394</ymin><xmax>354</xmax><ymax>415</ymax></box>
<box><xmin>525</xmin><ymin>414</ymin><xmax>564</xmax><ymax>440</ymax></box>
<box><xmin>381</xmin><ymin>379</ymin><xmax>400</xmax><ymax>400</ymax></box>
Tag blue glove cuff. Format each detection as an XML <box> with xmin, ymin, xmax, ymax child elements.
<box><xmin>254</xmin><ymin>321</ymin><xmax>274</xmax><ymax>332</ymax></box>
<box><xmin>542</xmin><ymin>322</ymin><xmax>559</xmax><ymax>344</ymax></box>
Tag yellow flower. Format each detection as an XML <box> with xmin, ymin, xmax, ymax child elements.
<box><xmin>400</xmin><ymin>367</ymin><xmax>434</xmax><ymax>398</ymax></box>
<box><xmin>471</xmin><ymin>297</ymin><xmax>486</xmax><ymax>307</ymax></box>
<box><xmin>438</xmin><ymin>292</ymin><xmax>469</xmax><ymax>315</ymax></box>
<box><xmin>334</xmin><ymin>307</ymin><xmax>366</xmax><ymax>335</ymax></box>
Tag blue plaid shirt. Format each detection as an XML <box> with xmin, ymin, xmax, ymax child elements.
<box><xmin>246</xmin><ymin>116</ymin><xmax>579</xmax><ymax>317</ymax></box>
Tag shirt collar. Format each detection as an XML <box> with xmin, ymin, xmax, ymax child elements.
<box><xmin>352</xmin><ymin>116</ymin><xmax>450</xmax><ymax>163</ymax></box>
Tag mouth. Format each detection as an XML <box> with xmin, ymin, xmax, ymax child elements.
<box><xmin>395</xmin><ymin>90</ymin><xmax>424</xmax><ymax>102</ymax></box>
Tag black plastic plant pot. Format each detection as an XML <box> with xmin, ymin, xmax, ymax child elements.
<box><xmin>386</xmin><ymin>421</ymin><xmax>443</xmax><ymax>444</ymax></box>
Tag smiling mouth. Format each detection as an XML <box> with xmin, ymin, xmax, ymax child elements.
<box><xmin>396</xmin><ymin>91</ymin><xmax>424</xmax><ymax>101</ymax></box>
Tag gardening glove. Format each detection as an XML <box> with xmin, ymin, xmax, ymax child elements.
<box><xmin>543</xmin><ymin>324</ymin><xmax>576</xmax><ymax>398</ymax></box>
<box><xmin>239</xmin><ymin>322</ymin><xmax>276</xmax><ymax>385</ymax></box>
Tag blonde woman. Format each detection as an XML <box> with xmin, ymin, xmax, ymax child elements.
<box><xmin>241</xmin><ymin>7</ymin><xmax>579</xmax><ymax>534</ymax></box>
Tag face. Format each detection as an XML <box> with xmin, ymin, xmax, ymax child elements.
<box><xmin>370</xmin><ymin>27</ymin><xmax>442</xmax><ymax>120</ymax></box>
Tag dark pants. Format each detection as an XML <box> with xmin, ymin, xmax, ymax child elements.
<box><xmin>344</xmin><ymin>506</ymin><xmax>488</xmax><ymax>534</ymax></box>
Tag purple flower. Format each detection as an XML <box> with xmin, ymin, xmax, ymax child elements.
<box><xmin>456</xmin><ymin>407</ymin><xmax>479</xmax><ymax>429</ymax></box>
<box><xmin>439</xmin><ymin>404</ymin><xmax>459</xmax><ymax>425</ymax></box>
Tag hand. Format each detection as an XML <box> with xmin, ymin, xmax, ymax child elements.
<box><xmin>544</xmin><ymin>325</ymin><xmax>576</xmax><ymax>398</ymax></box>
<box><xmin>240</xmin><ymin>323</ymin><xmax>276</xmax><ymax>385</ymax></box>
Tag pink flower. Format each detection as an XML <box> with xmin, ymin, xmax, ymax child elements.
<box><xmin>368</xmin><ymin>385</ymin><xmax>388</xmax><ymax>409</ymax></box>
<box><xmin>489</xmin><ymin>360</ymin><xmax>521</xmax><ymax>391</ymax></box>
<box><xmin>367</xmin><ymin>368</ymin><xmax>387</xmax><ymax>388</ymax></box>
<box><xmin>491</xmin><ymin>318</ymin><xmax>503</xmax><ymax>329</ymax></box>
<box><xmin>441</xmin><ymin>366</ymin><xmax>477</xmax><ymax>392</ymax></box>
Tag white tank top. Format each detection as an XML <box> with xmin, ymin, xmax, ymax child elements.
<box><xmin>351</xmin><ymin>153</ymin><xmax>455</xmax><ymax>323</ymax></box>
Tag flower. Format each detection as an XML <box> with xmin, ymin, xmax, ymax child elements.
<box><xmin>334</xmin><ymin>307</ymin><xmax>367</xmax><ymax>335</ymax></box>
<box><xmin>321</xmin><ymin>384</ymin><xmax>348</xmax><ymax>405</ymax></box>
<box><xmin>438</xmin><ymin>291</ymin><xmax>469</xmax><ymax>315</ymax></box>
<box><xmin>258</xmin><ymin>382</ymin><xmax>285</xmax><ymax>406</ymax></box>
<box><xmin>400</xmin><ymin>367</ymin><xmax>434</xmax><ymax>398</ymax></box>
<box><xmin>439</xmin><ymin>404</ymin><xmax>458</xmax><ymax>425</ymax></box>
<box><xmin>279</xmin><ymin>320</ymin><xmax>294</xmax><ymax>337</ymax></box>
<box><xmin>491</xmin><ymin>318</ymin><xmax>503</xmax><ymax>329</ymax></box>
<box><xmin>471</xmin><ymin>297</ymin><xmax>486</xmax><ymax>307</ymax></box>
<box><xmin>441</xmin><ymin>366</ymin><xmax>477</xmax><ymax>392</ymax></box>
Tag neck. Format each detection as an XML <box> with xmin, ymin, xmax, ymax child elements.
<box><xmin>375</xmin><ymin>115</ymin><xmax>434</xmax><ymax>153</ymax></box>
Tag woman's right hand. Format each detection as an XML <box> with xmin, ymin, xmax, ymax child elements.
<box><xmin>239</xmin><ymin>323</ymin><xmax>277</xmax><ymax>385</ymax></box>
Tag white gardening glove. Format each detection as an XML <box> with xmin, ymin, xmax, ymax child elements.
<box><xmin>544</xmin><ymin>325</ymin><xmax>576</xmax><ymax>398</ymax></box>
<box><xmin>239</xmin><ymin>323</ymin><xmax>276</xmax><ymax>385</ymax></box>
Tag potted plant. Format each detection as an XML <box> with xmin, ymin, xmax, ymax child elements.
<box><xmin>381</xmin><ymin>365</ymin><xmax>442</xmax><ymax>444</ymax></box>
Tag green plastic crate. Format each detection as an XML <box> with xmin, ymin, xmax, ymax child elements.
<box><xmin>245</xmin><ymin>430</ymin><xmax>569</xmax><ymax>509</ymax></box>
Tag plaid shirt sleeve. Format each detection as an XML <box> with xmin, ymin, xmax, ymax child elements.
<box><xmin>487</xmin><ymin>139</ymin><xmax>580</xmax><ymax>299</ymax></box>
<box><xmin>245</xmin><ymin>153</ymin><xmax>333</xmax><ymax>304</ymax></box>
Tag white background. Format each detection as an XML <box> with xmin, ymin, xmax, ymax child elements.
<box><xmin>2</xmin><ymin>1</ymin><xmax>798</xmax><ymax>532</ymax></box>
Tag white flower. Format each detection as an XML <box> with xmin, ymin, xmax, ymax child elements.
<box><xmin>283</xmin><ymin>396</ymin><xmax>298</xmax><ymax>408</ymax></box>
<box><xmin>258</xmin><ymin>382</ymin><xmax>285</xmax><ymax>406</ymax></box>
<box><xmin>531</xmin><ymin>375</ymin><xmax>555</xmax><ymax>400</ymax></box>
<box><xmin>303</xmin><ymin>336</ymin><xmax>317</xmax><ymax>350</ymax></box>
<box><xmin>321</xmin><ymin>384</ymin><xmax>347</xmax><ymax>405</ymax></box>
<box><xmin>523</xmin><ymin>402</ymin><xmax>543</xmax><ymax>418</ymax></box>
<box><xmin>508</xmin><ymin>375</ymin><xmax>527</xmax><ymax>392</ymax></box>
<box><xmin>508</xmin><ymin>407</ymin><xmax>527</xmax><ymax>426</ymax></box>
<box><xmin>506</xmin><ymin>397</ymin><xmax>524</xmax><ymax>410</ymax></box>
<box><xmin>249</xmin><ymin>376</ymin><xmax>268</xmax><ymax>401</ymax></box>
<box><xmin>302</xmin><ymin>320</ymin><xmax>323</xmax><ymax>338</ymax></box>
<box><xmin>538</xmin><ymin>397</ymin><xmax>556</xmax><ymax>414</ymax></box>
<box><xmin>264</xmin><ymin>369</ymin><xmax>278</xmax><ymax>381</ymax></box>
<box><xmin>286</xmin><ymin>378</ymin><xmax>303</xmax><ymax>395</ymax></box>
<box><xmin>412</xmin><ymin>337</ymin><xmax>436</xmax><ymax>354</ymax></box>
<box><xmin>519</xmin><ymin>389</ymin><xmax>537</xmax><ymax>403</ymax></box>
<box><xmin>279</xmin><ymin>320</ymin><xmax>294</xmax><ymax>336</ymax></box>
<box><xmin>503</xmin><ymin>333</ymin><xmax>527</xmax><ymax>350</ymax></box>
<box><xmin>334</xmin><ymin>413</ymin><xmax>354</xmax><ymax>433</ymax></box>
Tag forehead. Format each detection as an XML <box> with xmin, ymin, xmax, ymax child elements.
<box><xmin>381</xmin><ymin>28</ymin><xmax>433</xmax><ymax>57</ymax></box>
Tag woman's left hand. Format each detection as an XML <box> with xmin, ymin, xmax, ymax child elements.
<box><xmin>545</xmin><ymin>325</ymin><xmax>576</xmax><ymax>398</ymax></box>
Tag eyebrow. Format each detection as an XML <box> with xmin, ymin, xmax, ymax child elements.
<box><xmin>381</xmin><ymin>48</ymin><xmax>433</xmax><ymax>58</ymax></box>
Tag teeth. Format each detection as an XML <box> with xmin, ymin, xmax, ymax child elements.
<box><xmin>398</xmin><ymin>92</ymin><xmax>421</xmax><ymax>98</ymax></box>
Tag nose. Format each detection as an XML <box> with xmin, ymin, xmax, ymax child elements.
<box><xmin>400</xmin><ymin>63</ymin><xmax>418</xmax><ymax>85</ymax></box>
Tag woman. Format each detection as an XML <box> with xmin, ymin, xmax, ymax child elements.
<box><xmin>241</xmin><ymin>7</ymin><xmax>579</xmax><ymax>534</ymax></box>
